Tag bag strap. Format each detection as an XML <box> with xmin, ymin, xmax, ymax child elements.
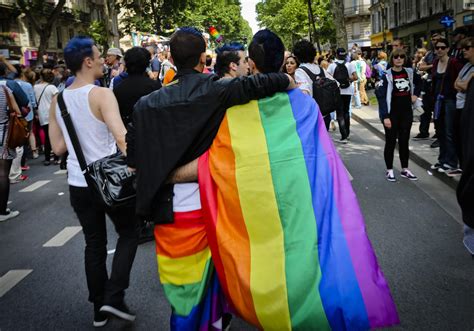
<box><xmin>57</xmin><ymin>92</ymin><xmax>88</xmax><ymax>173</ymax></box>
<box><xmin>461</xmin><ymin>64</ymin><xmax>474</xmax><ymax>79</ymax></box>
<box><xmin>36</xmin><ymin>84</ymin><xmax>49</xmax><ymax>107</ymax></box>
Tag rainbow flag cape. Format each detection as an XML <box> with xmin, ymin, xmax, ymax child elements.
<box><xmin>198</xmin><ymin>89</ymin><xmax>399</xmax><ymax>330</ymax></box>
<box><xmin>154</xmin><ymin>210</ymin><xmax>228</xmax><ymax>330</ymax></box>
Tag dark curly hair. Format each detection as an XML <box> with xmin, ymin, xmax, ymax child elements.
<box><xmin>124</xmin><ymin>47</ymin><xmax>151</xmax><ymax>75</ymax></box>
<box><xmin>293</xmin><ymin>40</ymin><xmax>316</xmax><ymax>64</ymax></box>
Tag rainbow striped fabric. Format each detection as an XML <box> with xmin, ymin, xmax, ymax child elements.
<box><xmin>198</xmin><ymin>89</ymin><xmax>399</xmax><ymax>330</ymax></box>
<box><xmin>154</xmin><ymin>210</ymin><xmax>227</xmax><ymax>330</ymax></box>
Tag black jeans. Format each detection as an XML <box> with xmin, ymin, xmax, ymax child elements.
<box><xmin>383</xmin><ymin>112</ymin><xmax>413</xmax><ymax>170</ymax></box>
<box><xmin>419</xmin><ymin>90</ymin><xmax>438</xmax><ymax>136</ymax></box>
<box><xmin>336</xmin><ymin>95</ymin><xmax>351</xmax><ymax>139</ymax></box>
<box><xmin>69</xmin><ymin>185</ymin><xmax>139</xmax><ymax>307</ymax></box>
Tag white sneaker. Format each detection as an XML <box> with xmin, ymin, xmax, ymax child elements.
<box><xmin>0</xmin><ymin>210</ymin><xmax>20</xmax><ymax>222</ymax></box>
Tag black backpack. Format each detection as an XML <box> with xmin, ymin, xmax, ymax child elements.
<box><xmin>333</xmin><ymin>62</ymin><xmax>351</xmax><ymax>89</ymax></box>
<box><xmin>300</xmin><ymin>66</ymin><xmax>342</xmax><ymax>116</ymax></box>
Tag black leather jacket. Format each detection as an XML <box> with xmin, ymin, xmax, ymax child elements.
<box><xmin>127</xmin><ymin>69</ymin><xmax>289</xmax><ymax>221</ymax></box>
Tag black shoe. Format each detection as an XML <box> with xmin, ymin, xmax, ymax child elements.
<box><xmin>100</xmin><ymin>302</ymin><xmax>136</xmax><ymax>322</ymax></box>
<box><xmin>413</xmin><ymin>133</ymin><xmax>429</xmax><ymax>140</ymax></box>
<box><xmin>430</xmin><ymin>139</ymin><xmax>439</xmax><ymax>148</ymax></box>
<box><xmin>400</xmin><ymin>169</ymin><xmax>418</xmax><ymax>181</ymax></box>
<box><xmin>93</xmin><ymin>311</ymin><xmax>108</xmax><ymax>327</ymax></box>
<box><xmin>43</xmin><ymin>160</ymin><xmax>51</xmax><ymax>166</ymax></box>
<box><xmin>431</xmin><ymin>133</ymin><xmax>438</xmax><ymax>139</ymax></box>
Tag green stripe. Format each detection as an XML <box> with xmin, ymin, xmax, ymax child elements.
<box><xmin>162</xmin><ymin>259</ymin><xmax>213</xmax><ymax>316</ymax></box>
<box><xmin>258</xmin><ymin>93</ymin><xmax>330</xmax><ymax>330</ymax></box>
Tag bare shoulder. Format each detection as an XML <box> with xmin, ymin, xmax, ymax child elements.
<box><xmin>89</xmin><ymin>86</ymin><xmax>114</xmax><ymax>99</ymax></box>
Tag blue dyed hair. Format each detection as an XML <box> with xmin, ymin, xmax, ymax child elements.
<box><xmin>170</xmin><ymin>27</ymin><xmax>206</xmax><ymax>70</ymax></box>
<box><xmin>64</xmin><ymin>36</ymin><xmax>95</xmax><ymax>74</ymax></box>
<box><xmin>248</xmin><ymin>29</ymin><xmax>285</xmax><ymax>74</ymax></box>
<box><xmin>214</xmin><ymin>42</ymin><xmax>246</xmax><ymax>77</ymax></box>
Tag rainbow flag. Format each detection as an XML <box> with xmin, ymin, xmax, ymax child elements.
<box><xmin>198</xmin><ymin>89</ymin><xmax>399</xmax><ymax>330</ymax></box>
<box><xmin>154</xmin><ymin>210</ymin><xmax>228</xmax><ymax>330</ymax></box>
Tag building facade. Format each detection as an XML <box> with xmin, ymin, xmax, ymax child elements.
<box><xmin>0</xmin><ymin>0</ymin><xmax>118</xmax><ymax>66</ymax></box>
<box><xmin>344</xmin><ymin>0</ymin><xmax>373</xmax><ymax>50</ymax></box>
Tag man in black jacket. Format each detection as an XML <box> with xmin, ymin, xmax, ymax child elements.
<box><xmin>126</xmin><ymin>27</ymin><xmax>294</xmax><ymax>223</ymax></box>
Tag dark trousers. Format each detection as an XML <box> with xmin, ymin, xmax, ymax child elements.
<box><xmin>41</xmin><ymin>124</ymin><xmax>52</xmax><ymax>162</ymax></box>
<box><xmin>419</xmin><ymin>91</ymin><xmax>438</xmax><ymax>136</ymax></box>
<box><xmin>455</xmin><ymin>108</ymin><xmax>463</xmax><ymax>168</ymax></box>
<box><xmin>323</xmin><ymin>114</ymin><xmax>331</xmax><ymax>131</ymax></box>
<box><xmin>437</xmin><ymin>99</ymin><xmax>458</xmax><ymax>168</ymax></box>
<box><xmin>336</xmin><ymin>95</ymin><xmax>351</xmax><ymax>139</ymax></box>
<box><xmin>69</xmin><ymin>185</ymin><xmax>139</xmax><ymax>307</ymax></box>
<box><xmin>383</xmin><ymin>113</ymin><xmax>413</xmax><ymax>169</ymax></box>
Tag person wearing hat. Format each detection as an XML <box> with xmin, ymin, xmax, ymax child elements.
<box><xmin>327</xmin><ymin>47</ymin><xmax>358</xmax><ymax>143</ymax></box>
<box><xmin>105</xmin><ymin>47</ymin><xmax>123</xmax><ymax>87</ymax></box>
<box><xmin>450</xmin><ymin>26</ymin><xmax>469</xmax><ymax>63</ymax></box>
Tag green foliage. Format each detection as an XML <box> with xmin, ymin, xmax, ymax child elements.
<box><xmin>256</xmin><ymin>0</ymin><xmax>335</xmax><ymax>49</ymax></box>
<box><xmin>117</xmin><ymin>0</ymin><xmax>253</xmax><ymax>47</ymax></box>
<box><xmin>87</xmin><ymin>21</ymin><xmax>109</xmax><ymax>50</ymax></box>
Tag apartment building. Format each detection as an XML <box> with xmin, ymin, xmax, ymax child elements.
<box><xmin>344</xmin><ymin>0</ymin><xmax>373</xmax><ymax>50</ymax></box>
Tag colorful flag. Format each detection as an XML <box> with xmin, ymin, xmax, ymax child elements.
<box><xmin>198</xmin><ymin>89</ymin><xmax>400</xmax><ymax>330</ymax></box>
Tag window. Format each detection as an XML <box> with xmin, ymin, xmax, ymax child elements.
<box><xmin>352</xmin><ymin>22</ymin><xmax>361</xmax><ymax>39</ymax></box>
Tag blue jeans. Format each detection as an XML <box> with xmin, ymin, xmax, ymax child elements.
<box><xmin>438</xmin><ymin>99</ymin><xmax>458</xmax><ymax>168</ymax></box>
<box><xmin>353</xmin><ymin>82</ymin><xmax>362</xmax><ymax>108</ymax></box>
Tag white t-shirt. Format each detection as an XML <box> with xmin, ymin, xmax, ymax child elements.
<box><xmin>456</xmin><ymin>63</ymin><xmax>474</xmax><ymax>109</ymax></box>
<box><xmin>34</xmin><ymin>83</ymin><xmax>58</xmax><ymax>126</ymax></box>
<box><xmin>173</xmin><ymin>183</ymin><xmax>201</xmax><ymax>212</ymax></box>
<box><xmin>295</xmin><ymin>63</ymin><xmax>334</xmax><ymax>96</ymax></box>
<box><xmin>327</xmin><ymin>60</ymin><xmax>356</xmax><ymax>95</ymax></box>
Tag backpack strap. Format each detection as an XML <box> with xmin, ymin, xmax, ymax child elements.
<box><xmin>300</xmin><ymin>66</ymin><xmax>325</xmax><ymax>83</ymax></box>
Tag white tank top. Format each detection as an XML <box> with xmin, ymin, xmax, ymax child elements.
<box><xmin>56</xmin><ymin>84</ymin><xmax>117</xmax><ymax>187</ymax></box>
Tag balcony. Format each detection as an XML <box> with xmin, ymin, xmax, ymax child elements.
<box><xmin>345</xmin><ymin>4</ymin><xmax>371</xmax><ymax>17</ymax></box>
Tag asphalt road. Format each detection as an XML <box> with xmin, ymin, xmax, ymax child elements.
<box><xmin>1</xmin><ymin>120</ymin><xmax>473</xmax><ymax>330</ymax></box>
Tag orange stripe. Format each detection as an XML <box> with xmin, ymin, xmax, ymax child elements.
<box><xmin>209</xmin><ymin>116</ymin><xmax>261</xmax><ymax>328</ymax></box>
<box><xmin>155</xmin><ymin>210</ymin><xmax>208</xmax><ymax>258</ymax></box>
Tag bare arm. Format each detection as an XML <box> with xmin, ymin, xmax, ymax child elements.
<box><xmin>48</xmin><ymin>96</ymin><xmax>68</xmax><ymax>156</ymax></box>
<box><xmin>6</xmin><ymin>90</ymin><xmax>21</xmax><ymax>116</ymax></box>
<box><xmin>167</xmin><ymin>159</ymin><xmax>198</xmax><ymax>183</ymax></box>
<box><xmin>455</xmin><ymin>73</ymin><xmax>473</xmax><ymax>92</ymax></box>
<box><xmin>418</xmin><ymin>60</ymin><xmax>433</xmax><ymax>72</ymax></box>
<box><xmin>0</xmin><ymin>55</ymin><xmax>17</xmax><ymax>75</ymax></box>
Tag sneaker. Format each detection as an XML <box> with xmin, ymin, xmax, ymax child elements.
<box><xmin>93</xmin><ymin>311</ymin><xmax>108</xmax><ymax>328</ymax></box>
<box><xmin>100</xmin><ymin>302</ymin><xmax>136</xmax><ymax>322</ymax></box>
<box><xmin>430</xmin><ymin>163</ymin><xmax>442</xmax><ymax>170</ymax></box>
<box><xmin>32</xmin><ymin>151</ymin><xmax>39</xmax><ymax>159</ymax></box>
<box><xmin>43</xmin><ymin>160</ymin><xmax>51</xmax><ymax>166</ymax></box>
<box><xmin>430</xmin><ymin>139</ymin><xmax>440</xmax><ymax>148</ymax></box>
<box><xmin>413</xmin><ymin>133</ymin><xmax>429</xmax><ymax>140</ymax></box>
<box><xmin>400</xmin><ymin>169</ymin><xmax>418</xmax><ymax>181</ymax></box>
<box><xmin>337</xmin><ymin>138</ymin><xmax>348</xmax><ymax>144</ymax></box>
<box><xmin>431</xmin><ymin>133</ymin><xmax>438</xmax><ymax>139</ymax></box>
<box><xmin>21</xmin><ymin>165</ymin><xmax>30</xmax><ymax>171</ymax></box>
<box><xmin>446</xmin><ymin>168</ymin><xmax>462</xmax><ymax>177</ymax></box>
<box><xmin>0</xmin><ymin>210</ymin><xmax>20</xmax><ymax>222</ymax></box>
<box><xmin>438</xmin><ymin>164</ymin><xmax>454</xmax><ymax>173</ymax></box>
<box><xmin>386</xmin><ymin>170</ymin><xmax>396</xmax><ymax>182</ymax></box>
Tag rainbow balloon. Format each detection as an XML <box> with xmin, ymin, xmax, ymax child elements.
<box><xmin>198</xmin><ymin>89</ymin><xmax>400</xmax><ymax>330</ymax></box>
<box><xmin>209</xmin><ymin>26</ymin><xmax>223</xmax><ymax>43</ymax></box>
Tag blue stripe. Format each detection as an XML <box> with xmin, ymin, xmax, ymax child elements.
<box><xmin>287</xmin><ymin>89</ymin><xmax>370</xmax><ymax>330</ymax></box>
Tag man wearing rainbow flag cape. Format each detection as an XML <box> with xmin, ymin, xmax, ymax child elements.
<box><xmin>129</xmin><ymin>27</ymin><xmax>399</xmax><ymax>330</ymax></box>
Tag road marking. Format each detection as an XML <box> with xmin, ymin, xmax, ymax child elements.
<box><xmin>346</xmin><ymin>167</ymin><xmax>354</xmax><ymax>181</ymax></box>
<box><xmin>54</xmin><ymin>170</ymin><xmax>67</xmax><ymax>175</ymax></box>
<box><xmin>19</xmin><ymin>180</ymin><xmax>51</xmax><ymax>192</ymax></box>
<box><xmin>0</xmin><ymin>270</ymin><xmax>33</xmax><ymax>298</ymax></box>
<box><xmin>107</xmin><ymin>249</ymin><xmax>116</xmax><ymax>255</ymax></box>
<box><xmin>43</xmin><ymin>226</ymin><xmax>82</xmax><ymax>247</ymax></box>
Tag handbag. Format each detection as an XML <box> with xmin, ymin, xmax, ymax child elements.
<box><xmin>57</xmin><ymin>91</ymin><xmax>136</xmax><ymax>209</ymax></box>
<box><xmin>2</xmin><ymin>86</ymin><xmax>29</xmax><ymax>149</ymax></box>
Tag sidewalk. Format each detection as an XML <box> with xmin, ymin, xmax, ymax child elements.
<box><xmin>351</xmin><ymin>103</ymin><xmax>460</xmax><ymax>190</ymax></box>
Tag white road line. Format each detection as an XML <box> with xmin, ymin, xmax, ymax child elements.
<box><xmin>346</xmin><ymin>167</ymin><xmax>354</xmax><ymax>181</ymax></box>
<box><xmin>54</xmin><ymin>169</ymin><xmax>67</xmax><ymax>175</ymax></box>
<box><xmin>43</xmin><ymin>226</ymin><xmax>82</xmax><ymax>247</ymax></box>
<box><xmin>107</xmin><ymin>249</ymin><xmax>116</xmax><ymax>255</ymax></box>
<box><xmin>0</xmin><ymin>270</ymin><xmax>33</xmax><ymax>298</ymax></box>
<box><xmin>19</xmin><ymin>180</ymin><xmax>51</xmax><ymax>192</ymax></box>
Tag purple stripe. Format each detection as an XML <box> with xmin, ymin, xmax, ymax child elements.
<box><xmin>314</xmin><ymin>107</ymin><xmax>399</xmax><ymax>327</ymax></box>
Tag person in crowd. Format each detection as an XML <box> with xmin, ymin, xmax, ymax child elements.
<box><xmin>414</xmin><ymin>33</ymin><xmax>441</xmax><ymax>142</ymax></box>
<box><xmin>126</xmin><ymin>27</ymin><xmax>294</xmax><ymax>329</ymax></box>
<box><xmin>449</xmin><ymin>27</ymin><xmax>469</xmax><ymax>63</ymax></box>
<box><xmin>203</xmin><ymin>54</ymin><xmax>214</xmax><ymax>74</ymax></box>
<box><xmin>293</xmin><ymin>39</ymin><xmax>335</xmax><ymax>129</ymax></box>
<box><xmin>429</xmin><ymin>38</ymin><xmax>464</xmax><ymax>174</ymax></box>
<box><xmin>452</xmin><ymin>37</ymin><xmax>474</xmax><ymax>176</ymax></box>
<box><xmin>327</xmin><ymin>47</ymin><xmax>357</xmax><ymax>143</ymax></box>
<box><xmin>0</xmin><ymin>85</ymin><xmax>22</xmax><ymax>221</ymax></box>
<box><xmin>376</xmin><ymin>48</ymin><xmax>421</xmax><ymax>182</ymax></box>
<box><xmin>354</xmin><ymin>50</ymin><xmax>369</xmax><ymax>106</ymax></box>
<box><xmin>318</xmin><ymin>56</ymin><xmax>330</xmax><ymax>70</ymax></box>
<box><xmin>413</xmin><ymin>48</ymin><xmax>427</xmax><ymax>69</ymax></box>
<box><xmin>0</xmin><ymin>61</ymin><xmax>29</xmax><ymax>109</ymax></box>
<box><xmin>213</xmin><ymin>42</ymin><xmax>249</xmax><ymax>78</ymax></box>
<box><xmin>113</xmin><ymin>47</ymin><xmax>162</xmax><ymax>125</ymax></box>
<box><xmin>20</xmin><ymin>68</ymin><xmax>39</xmax><ymax>160</ymax></box>
<box><xmin>390</xmin><ymin>38</ymin><xmax>413</xmax><ymax>68</ymax></box>
<box><xmin>374</xmin><ymin>51</ymin><xmax>388</xmax><ymax>81</ymax></box>
<box><xmin>49</xmin><ymin>36</ymin><xmax>140</xmax><ymax>327</ymax></box>
<box><xmin>34</xmin><ymin>69</ymin><xmax>59</xmax><ymax>166</ymax></box>
<box><xmin>158</xmin><ymin>51</ymin><xmax>173</xmax><ymax>82</ymax></box>
<box><xmin>283</xmin><ymin>54</ymin><xmax>299</xmax><ymax>80</ymax></box>
<box><xmin>147</xmin><ymin>46</ymin><xmax>161</xmax><ymax>80</ymax></box>
<box><xmin>105</xmin><ymin>47</ymin><xmax>123</xmax><ymax>87</ymax></box>
<box><xmin>161</xmin><ymin>57</ymin><xmax>177</xmax><ymax>85</ymax></box>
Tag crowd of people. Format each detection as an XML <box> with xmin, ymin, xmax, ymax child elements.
<box><xmin>0</xmin><ymin>24</ymin><xmax>473</xmax><ymax>329</ymax></box>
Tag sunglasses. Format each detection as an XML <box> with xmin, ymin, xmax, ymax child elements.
<box><xmin>463</xmin><ymin>46</ymin><xmax>473</xmax><ymax>50</ymax></box>
<box><xmin>393</xmin><ymin>55</ymin><xmax>406</xmax><ymax>59</ymax></box>
<box><xmin>435</xmin><ymin>46</ymin><xmax>447</xmax><ymax>50</ymax></box>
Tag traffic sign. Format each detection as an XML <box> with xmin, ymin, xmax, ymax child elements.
<box><xmin>440</xmin><ymin>15</ymin><xmax>456</xmax><ymax>28</ymax></box>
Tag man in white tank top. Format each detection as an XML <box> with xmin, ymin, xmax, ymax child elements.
<box><xmin>48</xmin><ymin>37</ymin><xmax>139</xmax><ymax>327</ymax></box>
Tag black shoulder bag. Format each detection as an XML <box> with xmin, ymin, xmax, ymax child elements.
<box><xmin>57</xmin><ymin>91</ymin><xmax>136</xmax><ymax>209</ymax></box>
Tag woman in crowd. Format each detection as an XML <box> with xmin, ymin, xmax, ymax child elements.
<box><xmin>376</xmin><ymin>48</ymin><xmax>420</xmax><ymax>182</ymax></box>
<box><xmin>0</xmin><ymin>86</ymin><xmax>22</xmax><ymax>221</ymax></box>
<box><xmin>413</xmin><ymin>48</ymin><xmax>427</xmax><ymax>69</ymax></box>
<box><xmin>34</xmin><ymin>69</ymin><xmax>59</xmax><ymax>166</ymax></box>
<box><xmin>283</xmin><ymin>54</ymin><xmax>299</xmax><ymax>80</ymax></box>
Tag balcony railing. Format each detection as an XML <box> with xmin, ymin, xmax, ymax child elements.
<box><xmin>345</xmin><ymin>4</ymin><xmax>371</xmax><ymax>16</ymax></box>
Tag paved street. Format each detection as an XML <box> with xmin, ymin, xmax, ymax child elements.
<box><xmin>1</xmin><ymin>119</ymin><xmax>473</xmax><ymax>330</ymax></box>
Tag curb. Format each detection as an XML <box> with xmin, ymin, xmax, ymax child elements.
<box><xmin>351</xmin><ymin>112</ymin><xmax>459</xmax><ymax>191</ymax></box>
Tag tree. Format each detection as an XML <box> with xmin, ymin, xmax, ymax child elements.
<box><xmin>16</xmin><ymin>0</ymin><xmax>67</xmax><ymax>63</ymax></box>
<box><xmin>87</xmin><ymin>20</ymin><xmax>109</xmax><ymax>51</ymax></box>
<box><xmin>330</xmin><ymin>0</ymin><xmax>348</xmax><ymax>49</ymax></box>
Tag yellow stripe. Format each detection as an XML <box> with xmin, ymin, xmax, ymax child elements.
<box><xmin>226</xmin><ymin>102</ymin><xmax>291</xmax><ymax>330</ymax></box>
<box><xmin>157</xmin><ymin>247</ymin><xmax>211</xmax><ymax>285</ymax></box>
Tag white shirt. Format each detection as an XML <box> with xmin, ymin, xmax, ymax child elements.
<box><xmin>456</xmin><ymin>63</ymin><xmax>474</xmax><ymax>109</ymax></box>
<box><xmin>34</xmin><ymin>83</ymin><xmax>58</xmax><ymax>126</ymax></box>
<box><xmin>173</xmin><ymin>183</ymin><xmax>201</xmax><ymax>212</ymax></box>
<box><xmin>295</xmin><ymin>63</ymin><xmax>334</xmax><ymax>96</ymax></box>
<box><xmin>327</xmin><ymin>60</ymin><xmax>356</xmax><ymax>95</ymax></box>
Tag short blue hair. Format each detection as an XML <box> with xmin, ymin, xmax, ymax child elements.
<box><xmin>64</xmin><ymin>36</ymin><xmax>95</xmax><ymax>74</ymax></box>
<box><xmin>215</xmin><ymin>42</ymin><xmax>245</xmax><ymax>55</ymax></box>
<box><xmin>214</xmin><ymin>42</ymin><xmax>246</xmax><ymax>77</ymax></box>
